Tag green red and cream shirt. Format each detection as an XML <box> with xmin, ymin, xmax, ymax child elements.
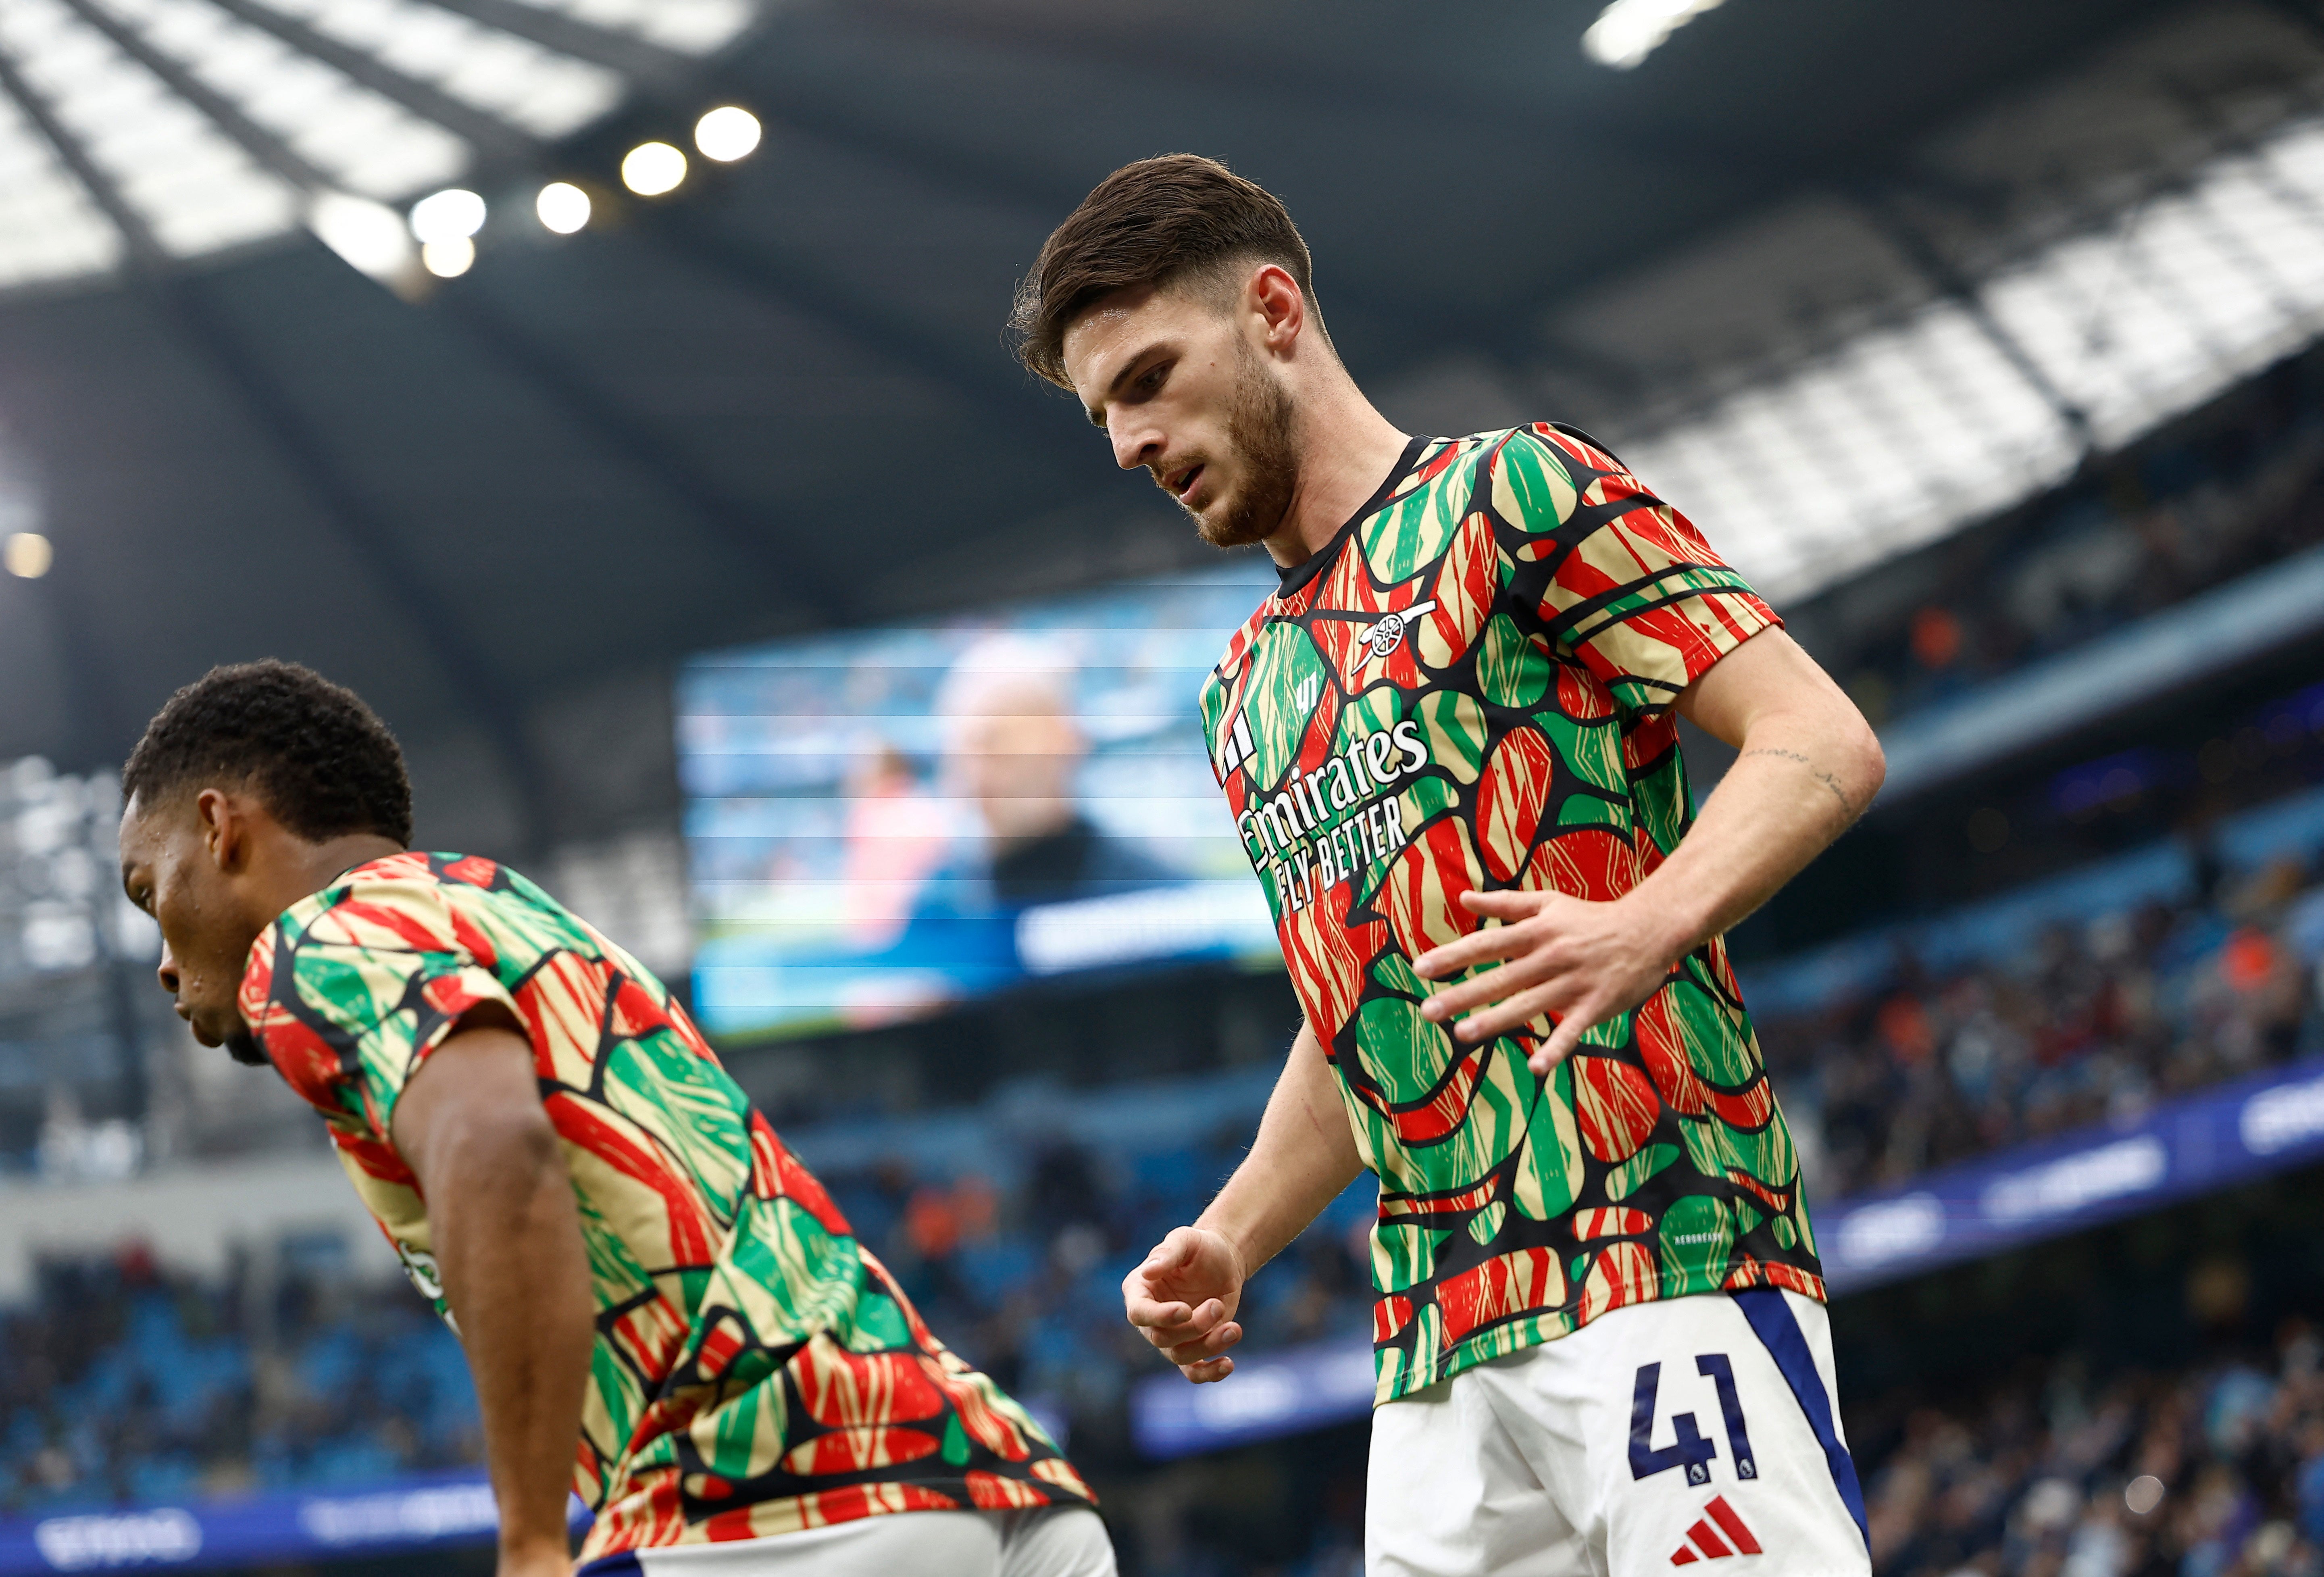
<box><xmin>1199</xmin><ymin>425</ymin><xmax>1824</xmax><ymax>1405</ymax></box>
<box><xmin>238</xmin><ymin>852</ymin><xmax>1092</xmax><ymax>1563</ymax></box>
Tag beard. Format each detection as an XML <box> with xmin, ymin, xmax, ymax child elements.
<box><xmin>1187</xmin><ymin>340</ymin><xmax>1300</xmax><ymax>549</ymax></box>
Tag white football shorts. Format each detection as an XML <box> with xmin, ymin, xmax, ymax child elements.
<box><xmin>1366</xmin><ymin>1289</ymin><xmax>1871</xmax><ymax>1577</ymax></box>
<box><xmin>584</xmin><ymin>1504</ymin><xmax>1116</xmax><ymax>1577</ymax></box>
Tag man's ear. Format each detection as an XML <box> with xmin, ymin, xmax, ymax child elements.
<box><xmin>1245</xmin><ymin>263</ymin><xmax>1306</xmax><ymax>354</ymax></box>
<box><xmin>194</xmin><ymin>787</ymin><xmax>250</xmax><ymax>873</ymax></box>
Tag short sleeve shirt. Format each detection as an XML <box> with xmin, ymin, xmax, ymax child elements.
<box><xmin>1197</xmin><ymin>426</ymin><xmax>1825</xmax><ymax>1404</ymax></box>
<box><xmin>238</xmin><ymin>852</ymin><xmax>1093</xmax><ymax>1562</ymax></box>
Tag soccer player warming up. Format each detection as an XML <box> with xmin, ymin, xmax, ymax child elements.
<box><xmin>1012</xmin><ymin>157</ymin><xmax>1886</xmax><ymax>1577</ymax></box>
<box><xmin>115</xmin><ymin>662</ymin><xmax>1115</xmax><ymax>1577</ymax></box>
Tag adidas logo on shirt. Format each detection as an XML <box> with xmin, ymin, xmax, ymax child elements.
<box><xmin>1214</xmin><ymin>708</ymin><xmax>1256</xmax><ymax>780</ymax></box>
<box><xmin>1669</xmin><ymin>1496</ymin><xmax>1762</xmax><ymax>1565</ymax></box>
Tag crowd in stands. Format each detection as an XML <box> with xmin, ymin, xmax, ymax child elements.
<box><xmin>781</xmin><ymin>837</ymin><xmax>2324</xmax><ymax>1501</ymax></box>
<box><xmin>818</xmin><ymin>856</ymin><xmax>2324</xmax><ymax>1442</ymax></box>
<box><xmin>818</xmin><ymin>1119</ymin><xmax>1376</xmax><ymax>1442</ymax></box>
<box><xmin>1091</xmin><ymin>1306</ymin><xmax>2324</xmax><ymax>1577</ymax></box>
<box><xmin>6</xmin><ymin>1238</ymin><xmax>2322</xmax><ymax>1577</ymax></box>
<box><xmin>0</xmin><ymin>1240</ymin><xmax>476</xmax><ymax>1516</ymax></box>
<box><xmin>1759</xmin><ymin>851</ymin><xmax>2324</xmax><ymax>1202</ymax></box>
<box><xmin>1812</xmin><ymin>354</ymin><xmax>2324</xmax><ymax>730</ymax></box>
<box><xmin>5</xmin><ymin>836</ymin><xmax>2320</xmax><ymax>1542</ymax></box>
<box><xmin>3</xmin><ymin>799</ymin><xmax>2323</xmax><ymax>1573</ymax></box>
<box><xmin>1852</xmin><ymin>1315</ymin><xmax>2324</xmax><ymax>1577</ymax></box>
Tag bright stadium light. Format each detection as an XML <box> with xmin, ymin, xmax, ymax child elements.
<box><xmin>1582</xmin><ymin>0</ymin><xmax>1727</xmax><ymax>69</ymax></box>
<box><xmin>408</xmin><ymin>188</ymin><xmax>485</xmax><ymax>244</ymax></box>
<box><xmin>421</xmin><ymin>237</ymin><xmax>475</xmax><ymax>278</ymax></box>
<box><xmin>306</xmin><ymin>192</ymin><xmax>413</xmax><ymax>283</ymax></box>
<box><xmin>4</xmin><ymin>531</ymin><xmax>50</xmax><ymax>579</ymax></box>
<box><xmin>0</xmin><ymin>0</ymin><xmax>759</xmax><ymax>301</ymax></box>
<box><xmin>694</xmin><ymin>106</ymin><xmax>761</xmax><ymax>162</ymax></box>
<box><xmin>537</xmin><ymin>181</ymin><xmax>592</xmax><ymax>234</ymax></box>
<box><xmin>622</xmin><ymin>142</ymin><xmax>687</xmax><ymax>196</ymax></box>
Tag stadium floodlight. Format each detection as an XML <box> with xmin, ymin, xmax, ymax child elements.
<box><xmin>421</xmin><ymin>237</ymin><xmax>476</xmax><ymax>278</ymax></box>
<box><xmin>0</xmin><ymin>0</ymin><xmax>762</xmax><ymax>300</ymax></box>
<box><xmin>3</xmin><ymin>531</ymin><xmax>50</xmax><ymax>579</ymax></box>
<box><xmin>537</xmin><ymin>181</ymin><xmax>591</xmax><ymax>234</ymax></box>
<box><xmin>695</xmin><ymin>106</ymin><xmax>762</xmax><ymax>162</ymax></box>
<box><xmin>306</xmin><ymin>192</ymin><xmax>413</xmax><ymax>283</ymax></box>
<box><xmin>1581</xmin><ymin>0</ymin><xmax>1727</xmax><ymax>68</ymax></box>
<box><xmin>408</xmin><ymin>188</ymin><xmax>485</xmax><ymax>245</ymax></box>
<box><xmin>622</xmin><ymin>142</ymin><xmax>687</xmax><ymax>196</ymax></box>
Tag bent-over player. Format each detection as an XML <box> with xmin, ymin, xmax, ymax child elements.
<box><xmin>116</xmin><ymin>661</ymin><xmax>1114</xmax><ymax>1577</ymax></box>
<box><xmin>1013</xmin><ymin>156</ymin><xmax>1886</xmax><ymax>1576</ymax></box>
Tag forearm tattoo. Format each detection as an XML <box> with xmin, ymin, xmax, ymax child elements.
<box><xmin>1738</xmin><ymin>746</ymin><xmax>1859</xmax><ymax>821</ymax></box>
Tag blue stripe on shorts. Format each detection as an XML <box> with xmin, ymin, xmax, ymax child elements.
<box><xmin>1732</xmin><ymin>1288</ymin><xmax>1869</xmax><ymax>1549</ymax></box>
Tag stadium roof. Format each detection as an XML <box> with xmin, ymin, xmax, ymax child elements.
<box><xmin>0</xmin><ymin>0</ymin><xmax>758</xmax><ymax>293</ymax></box>
<box><xmin>0</xmin><ymin>0</ymin><xmax>2313</xmax><ymax>853</ymax></box>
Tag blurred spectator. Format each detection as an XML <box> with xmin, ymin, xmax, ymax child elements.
<box><xmin>1853</xmin><ymin>1317</ymin><xmax>2324</xmax><ymax>1577</ymax></box>
<box><xmin>0</xmin><ymin>1240</ymin><xmax>476</xmax><ymax>1515</ymax></box>
<box><xmin>8</xmin><ymin>833</ymin><xmax>2324</xmax><ymax>1563</ymax></box>
<box><xmin>1762</xmin><ymin>856</ymin><xmax>2324</xmax><ymax>1202</ymax></box>
<box><xmin>1815</xmin><ymin>364</ymin><xmax>2324</xmax><ymax>731</ymax></box>
<box><xmin>1910</xmin><ymin>606</ymin><xmax>1964</xmax><ymax>673</ymax></box>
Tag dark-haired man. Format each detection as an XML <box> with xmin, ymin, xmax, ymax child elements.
<box><xmin>116</xmin><ymin>660</ymin><xmax>1114</xmax><ymax>1577</ymax></box>
<box><xmin>1015</xmin><ymin>157</ymin><xmax>1886</xmax><ymax>1575</ymax></box>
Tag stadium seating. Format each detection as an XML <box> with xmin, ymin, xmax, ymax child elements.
<box><xmin>0</xmin><ymin>1246</ymin><xmax>476</xmax><ymax>1517</ymax></box>
<box><xmin>795</xmin><ymin>795</ymin><xmax>2324</xmax><ymax>1426</ymax></box>
<box><xmin>1797</xmin><ymin>352</ymin><xmax>2324</xmax><ymax>735</ymax></box>
<box><xmin>8</xmin><ymin>1245</ymin><xmax>2321</xmax><ymax>1577</ymax></box>
<box><xmin>1753</xmin><ymin>801</ymin><xmax>2324</xmax><ymax>1203</ymax></box>
<box><xmin>6</xmin><ymin>772</ymin><xmax>2321</xmax><ymax>1536</ymax></box>
<box><xmin>1852</xmin><ymin>1323</ymin><xmax>2324</xmax><ymax>1577</ymax></box>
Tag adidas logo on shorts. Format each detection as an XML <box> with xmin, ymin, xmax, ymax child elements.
<box><xmin>1668</xmin><ymin>1495</ymin><xmax>1761</xmax><ymax>1564</ymax></box>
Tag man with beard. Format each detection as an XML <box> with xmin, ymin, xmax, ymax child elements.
<box><xmin>1012</xmin><ymin>156</ymin><xmax>1887</xmax><ymax>1576</ymax></box>
<box><xmin>115</xmin><ymin>660</ymin><xmax>1113</xmax><ymax>1576</ymax></box>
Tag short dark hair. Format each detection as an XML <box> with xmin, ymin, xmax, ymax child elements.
<box><xmin>1010</xmin><ymin>154</ymin><xmax>1321</xmax><ymax>389</ymax></box>
<box><xmin>123</xmin><ymin>660</ymin><xmax>413</xmax><ymax>846</ymax></box>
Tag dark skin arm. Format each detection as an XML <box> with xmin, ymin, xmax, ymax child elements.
<box><xmin>391</xmin><ymin>1018</ymin><xmax>593</xmax><ymax>1577</ymax></box>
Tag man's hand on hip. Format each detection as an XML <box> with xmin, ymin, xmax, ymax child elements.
<box><xmin>1411</xmin><ymin>889</ymin><xmax>1681</xmax><ymax>1075</ymax></box>
<box><xmin>1123</xmin><ymin>1225</ymin><xmax>1247</xmax><ymax>1383</ymax></box>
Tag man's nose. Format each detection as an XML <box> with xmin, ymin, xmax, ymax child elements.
<box><xmin>1110</xmin><ymin>423</ymin><xmax>1158</xmax><ymax>473</ymax></box>
<box><xmin>156</xmin><ymin>946</ymin><xmax>180</xmax><ymax>996</ymax></box>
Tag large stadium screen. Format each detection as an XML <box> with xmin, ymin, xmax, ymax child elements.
<box><xmin>679</xmin><ymin>561</ymin><xmax>1283</xmax><ymax>1039</ymax></box>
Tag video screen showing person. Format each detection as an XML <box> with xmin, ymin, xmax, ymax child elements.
<box><xmin>680</xmin><ymin>561</ymin><xmax>1281</xmax><ymax>1039</ymax></box>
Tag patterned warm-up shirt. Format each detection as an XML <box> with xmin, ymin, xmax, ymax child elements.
<box><xmin>239</xmin><ymin>853</ymin><xmax>1092</xmax><ymax>1565</ymax></box>
<box><xmin>1199</xmin><ymin>425</ymin><xmax>1825</xmax><ymax>1405</ymax></box>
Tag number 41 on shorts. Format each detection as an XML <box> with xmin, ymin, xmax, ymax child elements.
<box><xmin>1629</xmin><ymin>1356</ymin><xmax>1756</xmax><ymax>1487</ymax></box>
